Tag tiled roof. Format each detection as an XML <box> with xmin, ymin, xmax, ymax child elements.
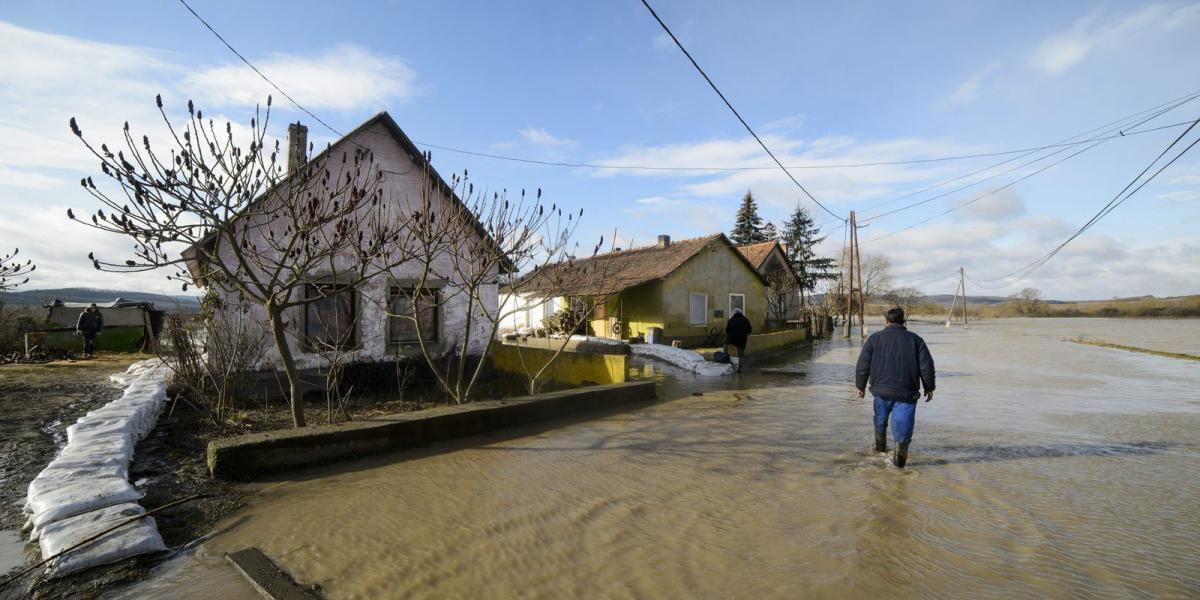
<box><xmin>515</xmin><ymin>233</ymin><xmax>762</xmax><ymax>296</ymax></box>
<box><xmin>736</xmin><ymin>241</ymin><xmax>779</xmax><ymax>269</ymax></box>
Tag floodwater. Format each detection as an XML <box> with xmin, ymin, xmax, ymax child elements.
<box><xmin>114</xmin><ymin>318</ymin><xmax>1200</xmax><ymax>599</ymax></box>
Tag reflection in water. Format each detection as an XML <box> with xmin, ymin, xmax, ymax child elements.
<box><xmin>117</xmin><ymin>319</ymin><xmax>1200</xmax><ymax>599</ymax></box>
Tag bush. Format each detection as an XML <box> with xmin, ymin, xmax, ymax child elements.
<box><xmin>541</xmin><ymin>310</ymin><xmax>585</xmax><ymax>336</ymax></box>
<box><xmin>0</xmin><ymin>306</ymin><xmax>42</xmax><ymax>354</ymax></box>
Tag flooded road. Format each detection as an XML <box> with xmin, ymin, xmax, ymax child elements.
<box><xmin>117</xmin><ymin>318</ymin><xmax>1200</xmax><ymax>599</ymax></box>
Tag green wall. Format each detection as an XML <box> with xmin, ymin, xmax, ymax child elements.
<box><xmin>660</xmin><ymin>241</ymin><xmax>765</xmax><ymax>346</ymax></box>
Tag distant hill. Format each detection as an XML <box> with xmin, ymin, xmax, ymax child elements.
<box><xmin>810</xmin><ymin>293</ymin><xmax>1055</xmax><ymax>306</ymax></box>
<box><xmin>0</xmin><ymin>287</ymin><xmax>202</xmax><ymax>312</ymax></box>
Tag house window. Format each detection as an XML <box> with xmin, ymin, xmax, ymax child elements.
<box><xmin>389</xmin><ymin>287</ymin><xmax>439</xmax><ymax>344</ymax></box>
<box><xmin>729</xmin><ymin>293</ymin><xmax>746</xmax><ymax>315</ymax></box>
<box><xmin>689</xmin><ymin>293</ymin><xmax>707</xmax><ymax>325</ymax></box>
<box><xmin>305</xmin><ymin>283</ymin><xmax>356</xmax><ymax>349</ymax></box>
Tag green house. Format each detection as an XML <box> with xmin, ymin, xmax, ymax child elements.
<box><xmin>517</xmin><ymin>233</ymin><xmax>767</xmax><ymax>348</ymax></box>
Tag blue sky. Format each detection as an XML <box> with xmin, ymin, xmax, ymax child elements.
<box><xmin>1</xmin><ymin>1</ymin><xmax>1198</xmax><ymax>299</ymax></box>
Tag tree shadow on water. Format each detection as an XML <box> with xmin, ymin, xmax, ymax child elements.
<box><xmin>917</xmin><ymin>440</ymin><xmax>1178</xmax><ymax>465</ymax></box>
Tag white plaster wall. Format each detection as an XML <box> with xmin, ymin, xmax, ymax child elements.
<box><xmin>208</xmin><ymin>121</ymin><xmax>499</xmax><ymax>371</ymax></box>
<box><xmin>499</xmin><ymin>293</ymin><xmax>559</xmax><ymax>333</ymax></box>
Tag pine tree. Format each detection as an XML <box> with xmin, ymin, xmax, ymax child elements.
<box><xmin>730</xmin><ymin>190</ymin><xmax>767</xmax><ymax>245</ymax></box>
<box><xmin>761</xmin><ymin>222</ymin><xmax>779</xmax><ymax>241</ymax></box>
<box><xmin>780</xmin><ymin>204</ymin><xmax>836</xmax><ymax>306</ymax></box>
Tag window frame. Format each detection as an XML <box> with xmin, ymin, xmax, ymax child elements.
<box><xmin>729</xmin><ymin>293</ymin><xmax>746</xmax><ymax>316</ymax></box>
<box><xmin>689</xmin><ymin>292</ymin><xmax>708</xmax><ymax>326</ymax></box>
<box><xmin>387</xmin><ymin>285</ymin><xmax>441</xmax><ymax>346</ymax></box>
<box><xmin>304</xmin><ymin>282</ymin><xmax>358</xmax><ymax>351</ymax></box>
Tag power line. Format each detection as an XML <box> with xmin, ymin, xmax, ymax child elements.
<box><xmin>638</xmin><ymin>0</ymin><xmax>844</xmax><ymax>222</ymax></box>
<box><xmin>809</xmin><ymin>91</ymin><xmax>1200</xmax><ymax>232</ymax></box>
<box><xmin>177</xmin><ymin>0</ymin><xmax>347</xmax><ymax>140</ymax></box>
<box><xmin>403</xmin><ymin>122</ymin><xmax>1189</xmax><ymax>172</ymax></box>
<box><xmin>857</xmin><ymin>97</ymin><xmax>1199</xmax><ymax>224</ymax></box>
<box><xmin>970</xmin><ymin>116</ymin><xmax>1200</xmax><ymax>288</ymax></box>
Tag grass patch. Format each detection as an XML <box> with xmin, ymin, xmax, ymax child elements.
<box><xmin>1069</xmin><ymin>339</ymin><xmax>1200</xmax><ymax>362</ymax></box>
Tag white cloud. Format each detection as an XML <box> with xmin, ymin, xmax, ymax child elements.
<box><xmin>518</xmin><ymin>126</ymin><xmax>577</xmax><ymax>148</ymax></box>
<box><xmin>1166</xmin><ymin>164</ymin><xmax>1200</xmax><ymax>185</ymax></box>
<box><xmin>0</xmin><ymin>22</ymin><xmax>417</xmax><ymax>293</ymax></box>
<box><xmin>593</xmin><ymin>134</ymin><xmax>980</xmax><ymax>209</ymax></box>
<box><xmin>1030</xmin><ymin>4</ymin><xmax>1200</xmax><ymax>75</ymax></box>
<box><xmin>953</xmin><ymin>189</ymin><xmax>1027</xmax><ymax>221</ymax></box>
<box><xmin>183</xmin><ymin>44</ymin><xmax>418</xmax><ymax>111</ymax></box>
<box><xmin>1158</xmin><ymin>190</ymin><xmax>1200</xmax><ymax>203</ymax></box>
<box><xmin>939</xmin><ymin>65</ymin><xmax>997</xmax><ymax>108</ymax></box>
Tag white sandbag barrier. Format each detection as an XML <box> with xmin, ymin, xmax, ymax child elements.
<box><xmin>22</xmin><ymin>359</ymin><xmax>170</xmax><ymax>578</ymax></box>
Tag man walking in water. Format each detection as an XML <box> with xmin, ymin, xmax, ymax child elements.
<box><xmin>76</xmin><ymin>303</ymin><xmax>103</xmax><ymax>358</ymax></box>
<box><xmin>855</xmin><ymin>307</ymin><xmax>935</xmax><ymax>468</ymax></box>
<box><xmin>724</xmin><ymin>308</ymin><xmax>752</xmax><ymax>373</ymax></box>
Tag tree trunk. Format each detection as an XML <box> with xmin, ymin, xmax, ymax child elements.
<box><xmin>267</xmin><ymin>305</ymin><xmax>306</xmax><ymax>427</ymax></box>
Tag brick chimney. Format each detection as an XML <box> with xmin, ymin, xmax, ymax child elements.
<box><xmin>657</xmin><ymin>235</ymin><xmax>671</xmax><ymax>249</ymax></box>
<box><xmin>287</xmin><ymin>122</ymin><xmax>308</xmax><ymax>173</ymax></box>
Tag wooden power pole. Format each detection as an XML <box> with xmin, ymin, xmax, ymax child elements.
<box><xmin>843</xmin><ymin>211</ymin><xmax>866</xmax><ymax>339</ymax></box>
<box><xmin>945</xmin><ymin>266</ymin><xmax>968</xmax><ymax>328</ymax></box>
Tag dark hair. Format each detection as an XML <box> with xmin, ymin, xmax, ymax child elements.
<box><xmin>885</xmin><ymin>307</ymin><xmax>906</xmax><ymax>324</ymax></box>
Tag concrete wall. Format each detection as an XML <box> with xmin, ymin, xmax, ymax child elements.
<box><xmin>491</xmin><ymin>343</ymin><xmax>627</xmax><ymax>386</ymax></box>
<box><xmin>745</xmin><ymin>328</ymin><xmax>808</xmax><ymax>353</ymax></box>
<box><xmin>209</xmin><ymin>120</ymin><xmax>498</xmax><ymax>372</ymax></box>
<box><xmin>46</xmin><ymin>306</ymin><xmax>147</xmax><ymax>328</ymax></box>
<box><xmin>661</xmin><ymin>241</ymin><xmax>765</xmax><ymax>346</ymax></box>
<box><xmin>208</xmin><ymin>381</ymin><xmax>656</xmax><ymax>480</ymax></box>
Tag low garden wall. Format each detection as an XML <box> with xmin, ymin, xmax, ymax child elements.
<box><xmin>747</xmin><ymin>328</ymin><xmax>808</xmax><ymax>353</ymax></box>
<box><xmin>491</xmin><ymin>344</ymin><xmax>627</xmax><ymax>386</ymax></box>
<box><xmin>208</xmin><ymin>380</ymin><xmax>655</xmax><ymax>480</ymax></box>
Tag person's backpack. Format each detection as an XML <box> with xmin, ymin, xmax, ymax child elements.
<box><xmin>713</xmin><ymin>351</ymin><xmax>731</xmax><ymax>364</ymax></box>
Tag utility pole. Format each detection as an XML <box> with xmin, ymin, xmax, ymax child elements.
<box><xmin>843</xmin><ymin>211</ymin><xmax>865</xmax><ymax>339</ymax></box>
<box><xmin>945</xmin><ymin>267</ymin><xmax>968</xmax><ymax>328</ymax></box>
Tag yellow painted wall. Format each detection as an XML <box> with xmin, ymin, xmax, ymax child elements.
<box><xmin>745</xmin><ymin>328</ymin><xmax>808</xmax><ymax>353</ymax></box>
<box><xmin>492</xmin><ymin>343</ymin><xmax>627</xmax><ymax>386</ymax></box>
<box><xmin>660</xmin><ymin>241</ymin><xmax>765</xmax><ymax>345</ymax></box>
<box><xmin>589</xmin><ymin>281</ymin><xmax>663</xmax><ymax>341</ymax></box>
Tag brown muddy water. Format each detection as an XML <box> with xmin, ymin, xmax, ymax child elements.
<box><xmin>112</xmin><ymin>318</ymin><xmax>1199</xmax><ymax>599</ymax></box>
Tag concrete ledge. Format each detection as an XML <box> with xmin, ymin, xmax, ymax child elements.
<box><xmin>208</xmin><ymin>381</ymin><xmax>656</xmax><ymax>480</ymax></box>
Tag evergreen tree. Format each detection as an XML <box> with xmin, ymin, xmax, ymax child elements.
<box><xmin>761</xmin><ymin>222</ymin><xmax>779</xmax><ymax>241</ymax></box>
<box><xmin>730</xmin><ymin>190</ymin><xmax>767</xmax><ymax>245</ymax></box>
<box><xmin>780</xmin><ymin>204</ymin><xmax>837</xmax><ymax>306</ymax></box>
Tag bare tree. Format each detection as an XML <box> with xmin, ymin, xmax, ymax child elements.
<box><xmin>0</xmin><ymin>248</ymin><xmax>36</xmax><ymax>291</ymax></box>
<box><xmin>68</xmin><ymin>97</ymin><xmax>419</xmax><ymax>427</ymax></box>
<box><xmin>509</xmin><ymin>242</ymin><xmax>630</xmax><ymax>395</ymax></box>
<box><xmin>861</xmin><ymin>255</ymin><xmax>894</xmax><ymax>302</ymax></box>
<box><xmin>883</xmin><ymin>286</ymin><xmax>925</xmax><ymax>312</ymax></box>
<box><xmin>1011</xmin><ymin>287</ymin><xmax>1045</xmax><ymax>316</ymax></box>
<box><xmin>387</xmin><ymin>170</ymin><xmax>606</xmax><ymax>404</ymax></box>
<box><xmin>763</xmin><ymin>268</ymin><xmax>798</xmax><ymax>329</ymax></box>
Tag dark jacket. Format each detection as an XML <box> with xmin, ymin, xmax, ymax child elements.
<box><xmin>855</xmin><ymin>323</ymin><xmax>935</xmax><ymax>402</ymax></box>
<box><xmin>76</xmin><ymin>310</ymin><xmax>104</xmax><ymax>335</ymax></box>
<box><xmin>725</xmin><ymin>311</ymin><xmax>752</xmax><ymax>347</ymax></box>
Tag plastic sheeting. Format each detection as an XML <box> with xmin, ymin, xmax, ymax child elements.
<box><xmin>23</xmin><ymin>359</ymin><xmax>170</xmax><ymax>578</ymax></box>
<box><xmin>629</xmin><ymin>343</ymin><xmax>735</xmax><ymax>376</ymax></box>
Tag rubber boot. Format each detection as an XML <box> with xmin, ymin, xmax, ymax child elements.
<box><xmin>893</xmin><ymin>443</ymin><xmax>910</xmax><ymax>469</ymax></box>
<box><xmin>874</xmin><ymin>430</ymin><xmax>887</xmax><ymax>453</ymax></box>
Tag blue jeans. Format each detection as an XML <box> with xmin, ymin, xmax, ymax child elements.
<box><xmin>873</xmin><ymin>395</ymin><xmax>916</xmax><ymax>446</ymax></box>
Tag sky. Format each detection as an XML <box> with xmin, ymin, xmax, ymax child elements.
<box><xmin>1</xmin><ymin>0</ymin><xmax>1198</xmax><ymax>300</ymax></box>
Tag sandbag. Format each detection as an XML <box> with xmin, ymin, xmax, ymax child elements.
<box><xmin>39</xmin><ymin>502</ymin><xmax>167</xmax><ymax>579</ymax></box>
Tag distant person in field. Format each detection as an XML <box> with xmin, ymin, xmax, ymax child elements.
<box><xmin>855</xmin><ymin>307</ymin><xmax>935</xmax><ymax>468</ymax></box>
<box><xmin>76</xmin><ymin>303</ymin><xmax>103</xmax><ymax>358</ymax></box>
<box><xmin>724</xmin><ymin>308</ymin><xmax>752</xmax><ymax>373</ymax></box>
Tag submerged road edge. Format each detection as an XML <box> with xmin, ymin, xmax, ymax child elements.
<box><xmin>207</xmin><ymin>381</ymin><xmax>657</xmax><ymax>480</ymax></box>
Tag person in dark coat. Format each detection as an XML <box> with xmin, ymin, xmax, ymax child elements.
<box><xmin>855</xmin><ymin>307</ymin><xmax>935</xmax><ymax>468</ymax></box>
<box><xmin>76</xmin><ymin>303</ymin><xmax>104</xmax><ymax>358</ymax></box>
<box><xmin>723</xmin><ymin>308</ymin><xmax>752</xmax><ymax>373</ymax></box>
